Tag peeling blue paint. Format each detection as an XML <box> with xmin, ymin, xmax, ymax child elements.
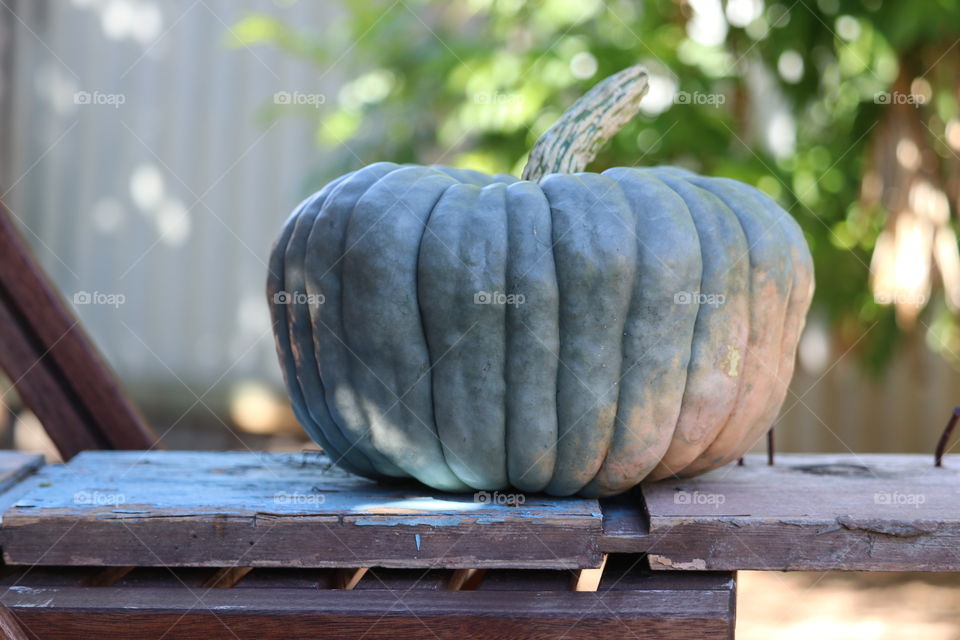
<box><xmin>353</xmin><ymin>517</ymin><xmax>462</xmax><ymax>527</ymax></box>
<box><xmin>415</xmin><ymin>533</ymin><xmax>421</xmax><ymax>550</ymax></box>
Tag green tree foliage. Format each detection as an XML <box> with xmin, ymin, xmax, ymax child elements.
<box><xmin>232</xmin><ymin>0</ymin><xmax>960</xmax><ymax>373</ymax></box>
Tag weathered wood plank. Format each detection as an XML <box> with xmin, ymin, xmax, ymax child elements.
<box><xmin>352</xmin><ymin>568</ymin><xmax>451</xmax><ymax>591</ymax></box>
<box><xmin>0</xmin><ymin>452</ymin><xmax>42</xmax><ymax>493</ymax></box>
<box><xmin>200</xmin><ymin>567</ymin><xmax>252</xmax><ymax>589</ymax></box>
<box><xmin>0</xmin><ymin>601</ymin><xmax>29</xmax><ymax>640</ymax></box>
<box><xmin>0</xmin><ymin>452</ymin><xmax>44</xmax><ymax>525</ymax></box>
<box><xmin>0</xmin><ymin>577</ymin><xmax>735</xmax><ymax>639</ymax></box>
<box><xmin>598</xmin><ymin>488</ymin><xmax>648</xmax><ymax>553</ymax></box>
<box><xmin>80</xmin><ymin>567</ymin><xmax>134</xmax><ymax>587</ymax></box>
<box><xmin>0</xmin><ymin>451</ymin><xmax>603</xmax><ymax>569</ymax></box>
<box><xmin>641</xmin><ymin>453</ymin><xmax>960</xmax><ymax>571</ymax></box>
<box><xmin>332</xmin><ymin>567</ymin><xmax>367</xmax><ymax>590</ymax></box>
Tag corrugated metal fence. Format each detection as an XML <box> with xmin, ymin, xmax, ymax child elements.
<box><xmin>2</xmin><ymin>0</ymin><xmax>331</xmax><ymax>406</ymax></box>
<box><xmin>2</xmin><ymin>0</ymin><xmax>958</xmax><ymax>455</ymax></box>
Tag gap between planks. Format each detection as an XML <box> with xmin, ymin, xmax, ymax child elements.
<box><xmin>571</xmin><ymin>554</ymin><xmax>608</xmax><ymax>591</ymax></box>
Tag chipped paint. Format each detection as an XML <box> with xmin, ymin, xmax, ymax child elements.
<box><xmin>415</xmin><ymin>533</ymin><xmax>421</xmax><ymax>550</ymax></box>
<box><xmin>648</xmin><ymin>555</ymin><xmax>707</xmax><ymax>570</ymax></box>
<box><xmin>13</xmin><ymin>599</ymin><xmax>54</xmax><ymax>608</ymax></box>
<box><xmin>6</xmin><ymin>586</ymin><xmax>48</xmax><ymax>594</ymax></box>
<box><xmin>720</xmin><ymin>345</ymin><xmax>741</xmax><ymax>378</ymax></box>
<box><xmin>836</xmin><ymin>516</ymin><xmax>937</xmax><ymax>538</ymax></box>
<box><xmin>353</xmin><ymin>517</ymin><xmax>462</xmax><ymax>527</ymax></box>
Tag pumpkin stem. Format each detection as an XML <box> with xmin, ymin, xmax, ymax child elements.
<box><xmin>521</xmin><ymin>65</ymin><xmax>649</xmax><ymax>182</ymax></box>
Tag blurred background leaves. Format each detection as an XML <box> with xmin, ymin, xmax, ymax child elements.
<box><xmin>232</xmin><ymin>0</ymin><xmax>960</xmax><ymax>374</ymax></box>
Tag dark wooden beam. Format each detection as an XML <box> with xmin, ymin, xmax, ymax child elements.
<box><xmin>0</xmin><ymin>207</ymin><xmax>158</xmax><ymax>458</ymax></box>
<box><xmin>1</xmin><ymin>581</ymin><xmax>735</xmax><ymax>639</ymax></box>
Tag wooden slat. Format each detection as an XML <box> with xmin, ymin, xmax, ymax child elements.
<box><xmin>445</xmin><ymin>568</ymin><xmax>485</xmax><ymax>591</ymax></box>
<box><xmin>0</xmin><ymin>601</ymin><xmax>29</xmax><ymax>640</ymax></box>
<box><xmin>598</xmin><ymin>556</ymin><xmax>736</xmax><ymax>592</ymax></box>
<box><xmin>80</xmin><ymin>567</ymin><xmax>134</xmax><ymax>588</ymax></box>
<box><xmin>0</xmin><ymin>299</ymin><xmax>101</xmax><ymax>455</ymax></box>
<box><xmin>473</xmin><ymin>569</ymin><xmax>570</xmax><ymax>591</ymax></box>
<box><xmin>7</xmin><ymin>451</ymin><xmax>959</xmax><ymax>573</ymax></box>
<box><xmin>598</xmin><ymin>489</ymin><xmax>648</xmax><ymax>553</ymax></box>
<box><xmin>0</xmin><ymin>207</ymin><xmax>157</xmax><ymax>458</ymax></box>
<box><xmin>332</xmin><ymin>568</ymin><xmax>367</xmax><ymax>590</ymax></box>
<box><xmin>0</xmin><ymin>567</ymin><xmax>104</xmax><ymax>588</ymax></box>
<box><xmin>200</xmin><ymin>567</ymin><xmax>252</xmax><ymax>589</ymax></box>
<box><xmin>0</xmin><ymin>451</ymin><xmax>603</xmax><ymax>569</ymax></box>
<box><xmin>0</xmin><ymin>452</ymin><xmax>44</xmax><ymax>526</ymax></box>
<box><xmin>352</xmin><ymin>568</ymin><xmax>450</xmax><ymax>591</ymax></box>
<box><xmin>639</xmin><ymin>453</ymin><xmax>960</xmax><ymax>571</ymax></box>
<box><xmin>571</xmin><ymin>554</ymin><xmax>607</xmax><ymax>592</ymax></box>
<box><xmin>0</xmin><ymin>579</ymin><xmax>735</xmax><ymax>639</ymax></box>
<box><xmin>107</xmin><ymin>568</ymin><xmax>215</xmax><ymax>589</ymax></box>
<box><xmin>229</xmin><ymin>568</ymin><xmax>337</xmax><ymax>589</ymax></box>
<box><xmin>0</xmin><ymin>452</ymin><xmax>42</xmax><ymax>494</ymax></box>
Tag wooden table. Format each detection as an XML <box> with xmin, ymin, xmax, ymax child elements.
<box><xmin>0</xmin><ymin>450</ymin><xmax>955</xmax><ymax>639</ymax></box>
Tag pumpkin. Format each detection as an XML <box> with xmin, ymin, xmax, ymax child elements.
<box><xmin>267</xmin><ymin>66</ymin><xmax>814</xmax><ymax>497</ymax></box>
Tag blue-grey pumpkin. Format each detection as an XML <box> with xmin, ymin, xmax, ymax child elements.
<box><xmin>268</xmin><ymin>66</ymin><xmax>814</xmax><ymax>497</ymax></box>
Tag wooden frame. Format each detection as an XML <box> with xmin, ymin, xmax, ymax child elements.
<box><xmin>0</xmin><ymin>206</ymin><xmax>157</xmax><ymax>459</ymax></box>
<box><xmin>0</xmin><ymin>563</ymin><xmax>736</xmax><ymax>640</ymax></box>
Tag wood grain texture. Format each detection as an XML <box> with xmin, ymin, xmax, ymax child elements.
<box><xmin>598</xmin><ymin>488</ymin><xmax>649</xmax><ymax>552</ymax></box>
<box><xmin>200</xmin><ymin>567</ymin><xmax>252</xmax><ymax>589</ymax></box>
<box><xmin>0</xmin><ymin>207</ymin><xmax>157</xmax><ymax>458</ymax></box>
<box><xmin>640</xmin><ymin>453</ymin><xmax>960</xmax><ymax>571</ymax></box>
<box><xmin>0</xmin><ymin>452</ymin><xmax>44</xmax><ymax>526</ymax></box>
<box><xmin>0</xmin><ymin>601</ymin><xmax>29</xmax><ymax>640</ymax></box>
<box><xmin>6</xmin><ymin>451</ymin><xmax>955</xmax><ymax>574</ymax></box>
<box><xmin>0</xmin><ymin>572</ymin><xmax>735</xmax><ymax>640</ymax></box>
<box><xmin>0</xmin><ymin>451</ymin><xmax>603</xmax><ymax>569</ymax></box>
<box><xmin>0</xmin><ymin>452</ymin><xmax>42</xmax><ymax>493</ymax></box>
